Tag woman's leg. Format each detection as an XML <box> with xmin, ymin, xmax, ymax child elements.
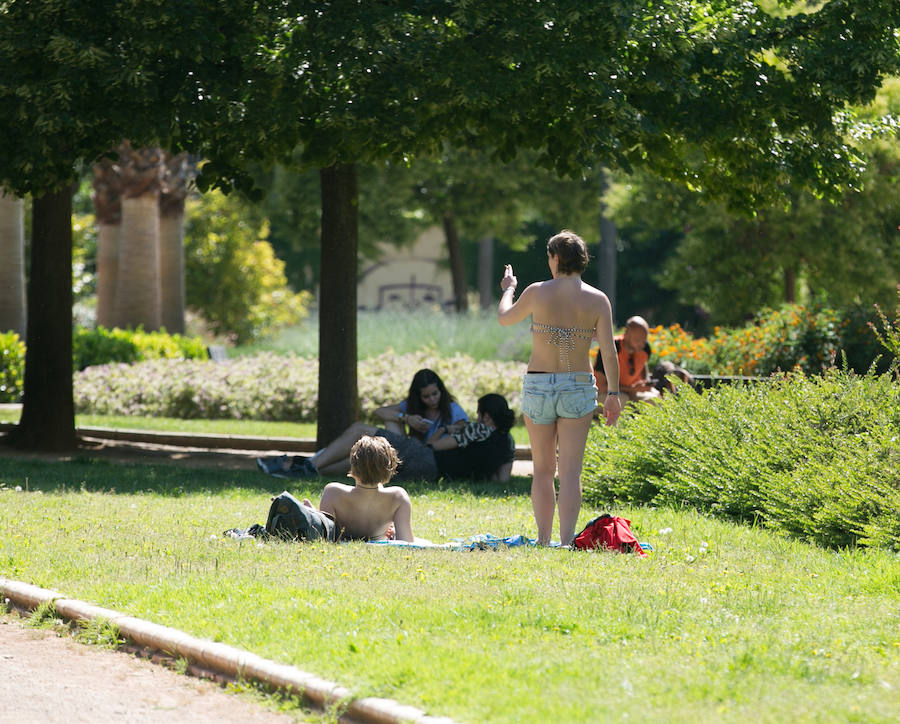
<box><xmin>524</xmin><ymin>416</ymin><xmax>558</xmax><ymax>545</ymax></box>
<box><xmin>555</xmin><ymin>413</ymin><xmax>594</xmax><ymax>546</ymax></box>
<box><xmin>312</xmin><ymin>422</ymin><xmax>378</xmax><ymax>470</ymax></box>
<box><xmin>381</xmin><ymin>420</ymin><xmax>405</xmax><ymax>435</ymax></box>
<box><xmin>316</xmin><ymin>457</ymin><xmax>351</xmax><ymax>476</ymax></box>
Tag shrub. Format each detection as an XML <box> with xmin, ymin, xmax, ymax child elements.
<box><xmin>72</xmin><ymin>326</ymin><xmax>209</xmax><ymax>370</ymax></box>
<box><xmin>869</xmin><ymin>285</ymin><xmax>900</xmax><ymax>372</ymax></box>
<box><xmin>582</xmin><ymin>369</ymin><xmax>900</xmax><ymax>550</ymax></box>
<box><xmin>0</xmin><ymin>332</ymin><xmax>25</xmax><ymax>403</ymax></box>
<box><xmin>184</xmin><ymin>190</ymin><xmax>312</xmax><ymax>344</ymax></box>
<box><xmin>74</xmin><ymin>351</ymin><xmax>526</xmax><ymax>422</ymax></box>
<box><xmin>649</xmin><ymin>303</ymin><xmax>853</xmax><ymax>376</ymax></box>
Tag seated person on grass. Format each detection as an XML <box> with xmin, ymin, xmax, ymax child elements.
<box><xmin>593</xmin><ymin>315</ymin><xmax>661</xmax><ymax>405</ymax></box>
<box><xmin>303</xmin><ymin>435</ymin><xmax>414</xmax><ymax>542</ymax></box>
<box><xmin>259</xmin><ymin>393</ymin><xmax>516</xmax><ymax>483</ymax></box>
<box><xmin>373</xmin><ymin>368</ymin><xmax>468</xmax><ymax>441</ymax></box>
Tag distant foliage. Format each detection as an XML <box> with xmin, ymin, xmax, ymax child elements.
<box><xmin>0</xmin><ymin>332</ymin><xmax>25</xmax><ymax>403</ymax></box>
<box><xmin>74</xmin><ymin>351</ymin><xmax>526</xmax><ymax>422</ymax></box>
<box><xmin>583</xmin><ymin>370</ymin><xmax>900</xmax><ymax>550</ymax></box>
<box><xmin>184</xmin><ymin>190</ymin><xmax>312</xmax><ymax>344</ymax></box>
<box><xmin>645</xmin><ymin>303</ymin><xmax>881</xmax><ymax>376</ymax></box>
<box><xmin>73</xmin><ymin>326</ymin><xmax>209</xmax><ymax>371</ymax></box>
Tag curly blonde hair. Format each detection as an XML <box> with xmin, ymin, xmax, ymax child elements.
<box><xmin>350</xmin><ymin>435</ymin><xmax>400</xmax><ymax>486</ymax></box>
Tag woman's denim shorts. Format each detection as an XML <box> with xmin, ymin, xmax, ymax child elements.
<box><xmin>520</xmin><ymin>372</ymin><xmax>598</xmax><ymax>425</ymax></box>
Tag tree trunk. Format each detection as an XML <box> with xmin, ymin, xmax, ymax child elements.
<box><xmin>10</xmin><ymin>187</ymin><xmax>78</xmax><ymax>451</ymax></box>
<box><xmin>92</xmin><ymin>158</ymin><xmax>122</xmax><ymax>329</ymax></box>
<box><xmin>113</xmin><ymin>143</ymin><xmax>164</xmax><ymax>331</ymax></box>
<box><xmin>158</xmin><ymin>213</ymin><xmax>185</xmax><ymax>333</ymax></box>
<box><xmin>0</xmin><ymin>191</ymin><xmax>27</xmax><ymax>336</ymax></box>
<box><xmin>443</xmin><ymin>212</ymin><xmax>468</xmax><ymax>313</ymax></box>
<box><xmin>95</xmin><ymin>223</ymin><xmax>120</xmax><ymax>328</ymax></box>
<box><xmin>159</xmin><ymin>152</ymin><xmax>192</xmax><ymax>334</ymax></box>
<box><xmin>316</xmin><ymin>164</ymin><xmax>359</xmax><ymax>447</ymax></box>
<box><xmin>597</xmin><ymin>169</ymin><xmax>618</xmax><ymax>322</ymax></box>
<box><xmin>115</xmin><ymin>194</ymin><xmax>161</xmax><ymax>330</ymax></box>
<box><xmin>784</xmin><ymin>265</ymin><xmax>796</xmax><ymax>304</ymax></box>
<box><xmin>477</xmin><ymin>234</ymin><xmax>494</xmax><ymax>310</ymax></box>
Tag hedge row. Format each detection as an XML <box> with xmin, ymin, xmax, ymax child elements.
<box><xmin>74</xmin><ymin>351</ymin><xmax>526</xmax><ymax>422</ymax></box>
<box><xmin>583</xmin><ymin>369</ymin><xmax>900</xmax><ymax>551</ymax></box>
<box><xmin>0</xmin><ymin>327</ymin><xmax>209</xmax><ymax>402</ymax></box>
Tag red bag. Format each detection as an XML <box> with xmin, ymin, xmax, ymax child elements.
<box><xmin>573</xmin><ymin>514</ymin><xmax>647</xmax><ymax>556</ymax></box>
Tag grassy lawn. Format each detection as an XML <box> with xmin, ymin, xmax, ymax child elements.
<box><xmin>1</xmin><ymin>456</ymin><xmax>897</xmax><ymax>723</ymax></box>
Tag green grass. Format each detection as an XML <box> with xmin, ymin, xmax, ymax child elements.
<box><xmin>0</xmin><ymin>408</ymin><xmax>532</xmax><ymax>445</ymax></box>
<box><xmin>234</xmin><ymin>308</ymin><xmax>533</xmax><ymax>362</ymax></box>
<box><xmin>1</xmin><ymin>457</ymin><xmax>897</xmax><ymax>723</ymax></box>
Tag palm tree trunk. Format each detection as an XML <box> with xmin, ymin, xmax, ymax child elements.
<box><xmin>115</xmin><ymin>194</ymin><xmax>161</xmax><ymax>330</ymax></box>
<box><xmin>92</xmin><ymin>158</ymin><xmax>122</xmax><ymax>329</ymax></box>
<box><xmin>0</xmin><ymin>191</ymin><xmax>27</xmax><ymax>335</ymax></box>
<box><xmin>113</xmin><ymin>143</ymin><xmax>163</xmax><ymax>331</ymax></box>
<box><xmin>95</xmin><ymin>222</ymin><xmax>120</xmax><ymax>328</ymax></box>
<box><xmin>158</xmin><ymin>213</ymin><xmax>185</xmax><ymax>333</ymax></box>
<box><xmin>158</xmin><ymin>152</ymin><xmax>192</xmax><ymax>334</ymax></box>
<box><xmin>316</xmin><ymin>163</ymin><xmax>359</xmax><ymax>447</ymax></box>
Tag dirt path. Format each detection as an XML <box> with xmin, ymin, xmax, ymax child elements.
<box><xmin>0</xmin><ymin>614</ymin><xmax>309</xmax><ymax>723</ymax></box>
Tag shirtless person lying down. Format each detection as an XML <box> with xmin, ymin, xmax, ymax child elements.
<box><xmin>303</xmin><ymin>435</ymin><xmax>414</xmax><ymax>542</ymax></box>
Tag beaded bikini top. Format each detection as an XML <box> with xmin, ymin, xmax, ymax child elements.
<box><xmin>531</xmin><ymin>321</ymin><xmax>595</xmax><ymax>372</ymax></box>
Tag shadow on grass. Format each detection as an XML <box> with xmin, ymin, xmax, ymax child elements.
<box><xmin>0</xmin><ymin>444</ymin><xmax>532</xmax><ymax>499</ymax></box>
<box><xmin>0</xmin><ymin>455</ymin><xmax>285</xmax><ymax>496</ymax></box>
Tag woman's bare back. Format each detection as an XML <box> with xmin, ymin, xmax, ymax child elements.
<box><xmin>527</xmin><ymin>278</ymin><xmax>610</xmax><ymax>373</ymax></box>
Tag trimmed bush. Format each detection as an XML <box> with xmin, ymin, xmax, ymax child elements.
<box><xmin>0</xmin><ymin>331</ymin><xmax>25</xmax><ymax>403</ymax></box>
<box><xmin>73</xmin><ymin>326</ymin><xmax>209</xmax><ymax>371</ymax></box>
<box><xmin>74</xmin><ymin>351</ymin><xmax>526</xmax><ymax>422</ymax></box>
<box><xmin>582</xmin><ymin>370</ymin><xmax>900</xmax><ymax>550</ymax></box>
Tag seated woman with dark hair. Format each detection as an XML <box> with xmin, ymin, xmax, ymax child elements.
<box><xmin>259</xmin><ymin>394</ymin><xmax>517</xmax><ymax>483</ymax></box>
<box><xmin>259</xmin><ymin>367</ymin><xmax>467</xmax><ymax>477</ymax></box>
<box><xmin>373</xmin><ymin>368</ymin><xmax>468</xmax><ymax>441</ymax></box>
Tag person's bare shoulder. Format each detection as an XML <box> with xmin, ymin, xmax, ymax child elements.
<box><xmin>385</xmin><ymin>485</ymin><xmax>411</xmax><ymax>504</ymax></box>
<box><xmin>319</xmin><ymin>482</ymin><xmax>354</xmax><ymax>512</ymax></box>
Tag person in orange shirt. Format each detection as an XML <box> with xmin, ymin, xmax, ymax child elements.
<box><xmin>593</xmin><ymin>315</ymin><xmax>661</xmax><ymax>404</ymax></box>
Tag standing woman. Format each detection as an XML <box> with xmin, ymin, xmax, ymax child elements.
<box><xmin>498</xmin><ymin>230</ymin><xmax>621</xmax><ymax>546</ymax></box>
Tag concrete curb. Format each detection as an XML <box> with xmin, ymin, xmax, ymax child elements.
<box><xmin>1</xmin><ymin>578</ymin><xmax>458</xmax><ymax>724</ymax></box>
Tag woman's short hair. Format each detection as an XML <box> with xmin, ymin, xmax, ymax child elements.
<box><xmin>547</xmin><ymin>229</ymin><xmax>589</xmax><ymax>274</ymax></box>
<box><xmin>477</xmin><ymin>393</ymin><xmax>515</xmax><ymax>434</ymax></box>
<box><xmin>350</xmin><ymin>435</ymin><xmax>400</xmax><ymax>486</ymax></box>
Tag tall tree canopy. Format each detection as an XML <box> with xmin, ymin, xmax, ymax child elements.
<box><xmin>1</xmin><ymin>0</ymin><xmax>898</xmax><ymax>448</ymax></box>
<box><xmin>607</xmin><ymin>78</ymin><xmax>900</xmax><ymax>324</ymax></box>
<box><xmin>0</xmin><ymin>0</ymin><xmax>287</xmax><ymax>449</ymax></box>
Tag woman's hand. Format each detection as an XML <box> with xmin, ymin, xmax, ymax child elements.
<box><xmin>405</xmin><ymin>414</ymin><xmax>430</xmax><ymax>434</ymax></box>
<box><xmin>603</xmin><ymin>395</ymin><xmax>621</xmax><ymax>427</ymax></box>
<box><xmin>500</xmin><ymin>264</ymin><xmax>517</xmax><ymax>291</ymax></box>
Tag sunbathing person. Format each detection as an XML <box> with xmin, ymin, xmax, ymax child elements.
<box><xmin>259</xmin><ymin>393</ymin><xmax>516</xmax><ymax>483</ymax></box>
<box><xmin>303</xmin><ymin>435</ymin><xmax>414</xmax><ymax>542</ymax></box>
